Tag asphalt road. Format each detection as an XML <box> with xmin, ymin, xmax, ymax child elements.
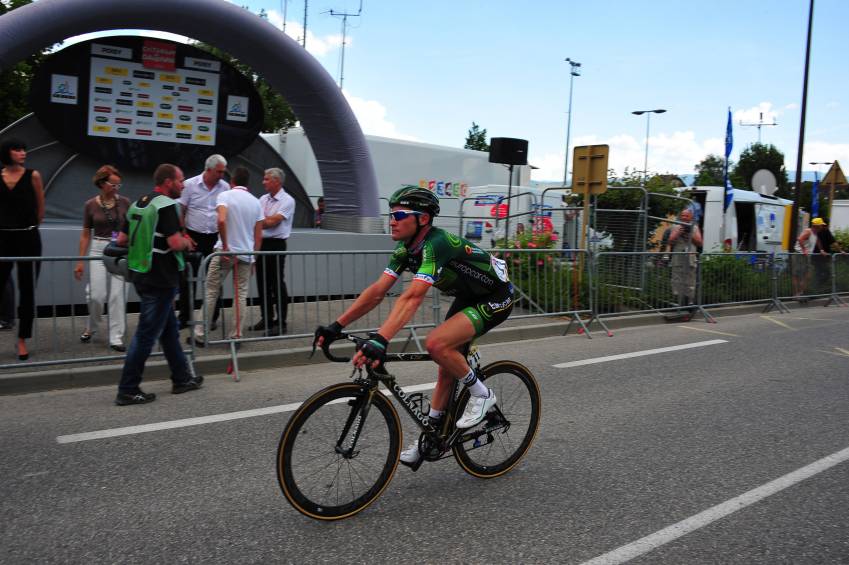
<box><xmin>2</xmin><ymin>308</ymin><xmax>849</xmax><ymax>564</ymax></box>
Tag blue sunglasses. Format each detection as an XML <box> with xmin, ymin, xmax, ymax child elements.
<box><xmin>390</xmin><ymin>210</ymin><xmax>425</xmax><ymax>221</ymax></box>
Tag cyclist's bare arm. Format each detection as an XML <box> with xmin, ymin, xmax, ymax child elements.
<box><xmin>338</xmin><ymin>273</ymin><xmax>397</xmax><ymax>326</ymax></box>
<box><xmin>375</xmin><ymin>279</ymin><xmax>430</xmax><ymax>341</ymax></box>
<box><xmin>351</xmin><ymin>279</ymin><xmax>429</xmax><ymax>367</ymax></box>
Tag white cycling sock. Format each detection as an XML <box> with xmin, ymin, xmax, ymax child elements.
<box><xmin>461</xmin><ymin>369</ymin><xmax>489</xmax><ymax>398</ymax></box>
<box><xmin>428</xmin><ymin>408</ymin><xmax>444</xmax><ymax>419</ymax></box>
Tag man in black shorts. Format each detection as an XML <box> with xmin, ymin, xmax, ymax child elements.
<box><xmin>315</xmin><ymin>185</ymin><xmax>513</xmax><ymax>466</ymax></box>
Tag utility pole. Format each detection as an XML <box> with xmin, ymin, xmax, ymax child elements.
<box><xmin>302</xmin><ymin>0</ymin><xmax>308</xmax><ymax>48</ymax></box>
<box><xmin>329</xmin><ymin>0</ymin><xmax>363</xmax><ymax>89</ymax></box>
<box><xmin>739</xmin><ymin>112</ymin><xmax>777</xmax><ymax>144</ymax></box>
<box><xmin>281</xmin><ymin>0</ymin><xmax>288</xmax><ymax>34</ymax></box>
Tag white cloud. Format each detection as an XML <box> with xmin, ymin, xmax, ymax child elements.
<box><xmin>342</xmin><ymin>91</ymin><xmax>419</xmax><ymax>141</ymax></box>
<box><xmin>531</xmin><ymin>131</ymin><xmax>725</xmax><ymax>181</ymax></box>
<box><xmin>784</xmin><ymin>103</ymin><xmax>799</xmax><ymax>111</ymax></box>
<box><xmin>267</xmin><ymin>10</ymin><xmax>344</xmax><ymax>57</ymax></box>
<box><xmin>826</xmin><ymin>101</ymin><xmax>840</xmax><ymax>109</ymax></box>
<box><xmin>804</xmin><ymin>140</ymin><xmax>849</xmax><ymax>169</ymax></box>
<box><xmin>734</xmin><ymin>102</ymin><xmax>779</xmax><ymax>125</ymax></box>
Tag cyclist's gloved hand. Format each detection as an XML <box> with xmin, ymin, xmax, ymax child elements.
<box><xmin>314</xmin><ymin>321</ymin><xmax>344</xmax><ymax>347</ymax></box>
<box><xmin>358</xmin><ymin>332</ymin><xmax>388</xmax><ymax>365</ymax></box>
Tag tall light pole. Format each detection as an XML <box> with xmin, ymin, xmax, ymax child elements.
<box><xmin>632</xmin><ymin>108</ymin><xmax>666</xmax><ymax>186</ymax></box>
<box><xmin>562</xmin><ymin>58</ymin><xmax>581</xmax><ymax>188</ymax></box>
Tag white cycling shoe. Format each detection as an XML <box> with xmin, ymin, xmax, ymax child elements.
<box><xmin>456</xmin><ymin>389</ymin><xmax>497</xmax><ymax>429</ymax></box>
<box><xmin>399</xmin><ymin>442</ymin><xmax>422</xmax><ymax>465</ymax></box>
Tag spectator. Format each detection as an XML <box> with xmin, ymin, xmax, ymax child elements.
<box><xmin>177</xmin><ymin>154</ymin><xmax>230</xmax><ymax>329</ymax></box>
<box><xmin>74</xmin><ymin>165</ymin><xmax>130</xmax><ymax>352</ymax></box>
<box><xmin>115</xmin><ymin>164</ymin><xmax>203</xmax><ymax>406</ymax></box>
<box><xmin>0</xmin><ymin>138</ymin><xmax>45</xmax><ymax>361</ymax></box>
<box><xmin>251</xmin><ymin>168</ymin><xmax>295</xmax><ymax>335</ymax></box>
<box><xmin>792</xmin><ymin>218</ymin><xmax>820</xmax><ymax>299</ymax></box>
<box><xmin>806</xmin><ymin>217</ymin><xmax>844</xmax><ymax>291</ymax></box>
<box><xmin>0</xmin><ymin>277</ymin><xmax>13</xmax><ymax>330</ymax></box>
<box><xmin>191</xmin><ymin>166</ymin><xmax>263</xmax><ymax>346</ymax></box>
<box><xmin>667</xmin><ymin>208</ymin><xmax>702</xmax><ymax>311</ymax></box>
<box><xmin>314</xmin><ymin>196</ymin><xmax>325</xmax><ymax>227</ymax></box>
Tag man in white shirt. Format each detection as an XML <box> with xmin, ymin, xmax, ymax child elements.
<box><xmin>177</xmin><ymin>154</ymin><xmax>230</xmax><ymax>328</ymax></box>
<box><xmin>251</xmin><ymin>168</ymin><xmax>295</xmax><ymax>334</ymax></box>
<box><xmin>191</xmin><ymin>166</ymin><xmax>263</xmax><ymax>345</ymax></box>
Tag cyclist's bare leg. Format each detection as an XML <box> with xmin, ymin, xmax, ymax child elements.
<box><xmin>425</xmin><ymin>313</ymin><xmax>476</xmax><ymax>412</ymax></box>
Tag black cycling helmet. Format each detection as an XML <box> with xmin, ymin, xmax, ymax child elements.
<box><xmin>388</xmin><ymin>185</ymin><xmax>440</xmax><ymax>217</ymax></box>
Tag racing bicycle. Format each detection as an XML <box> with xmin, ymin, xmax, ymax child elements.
<box><xmin>276</xmin><ymin>333</ymin><xmax>541</xmax><ymax>520</ymax></box>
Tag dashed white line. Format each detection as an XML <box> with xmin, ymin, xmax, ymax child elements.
<box><xmin>580</xmin><ymin>445</ymin><xmax>849</xmax><ymax>565</ymax></box>
<box><xmin>56</xmin><ymin>382</ymin><xmax>437</xmax><ymax>444</ymax></box>
<box><xmin>552</xmin><ymin>339</ymin><xmax>727</xmax><ymax>369</ymax></box>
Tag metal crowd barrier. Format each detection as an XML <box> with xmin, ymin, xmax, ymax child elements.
<box><xmin>0</xmin><ymin>255</ymin><xmax>195</xmax><ymax>372</ymax></box>
<box><xmin>4</xmin><ymin>249</ymin><xmax>848</xmax><ymax>376</ymax></box>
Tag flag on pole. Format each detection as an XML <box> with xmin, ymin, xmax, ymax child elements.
<box><xmin>811</xmin><ymin>177</ymin><xmax>820</xmax><ymax>218</ymax></box>
<box><xmin>723</xmin><ymin>107</ymin><xmax>733</xmax><ymax>211</ymax></box>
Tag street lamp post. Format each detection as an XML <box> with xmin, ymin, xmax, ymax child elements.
<box><xmin>562</xmin><ymin>58</ymin><xmax>581</xmax><ymax>188</ymax></box>
<box><xmin>632</xmin><ymin>109</ymin><xmax>666</xmax><ymax>186</ymax></box>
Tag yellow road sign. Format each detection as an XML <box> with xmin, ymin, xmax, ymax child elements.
<box><xmin>822</xmin><ymin>161</ymin><xmax>847</xmax><ymax>186</ymax></box>
<box><xmin>571</xmin><ymin>144</ymin><xmax>609</xmax><ymax>195</ymax></box>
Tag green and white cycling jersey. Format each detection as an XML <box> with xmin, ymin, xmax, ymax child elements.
<box><xmin>384</xmin><ymin>227</ymin><xmax>510</xmax><ymax>298</ymax></box>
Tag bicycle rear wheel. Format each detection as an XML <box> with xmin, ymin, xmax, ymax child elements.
<box><xmin>452</xmin><ymin>360</ymin><xmax>541</xmax><ymax>478</ymax></box>
<box><xmin>277</xmin><ymin>383</ymin><xmax>402</xmax><ymax>520</ymax></box>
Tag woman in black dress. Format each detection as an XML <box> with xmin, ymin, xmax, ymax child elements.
<box><xmin>0</xmin><ymin>138</ymin><xmax>45</xmax><ymax>360</ymax></box>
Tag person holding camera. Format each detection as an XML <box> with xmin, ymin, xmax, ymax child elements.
<box><xmin>668</xmin><ymin>208</ymin><xmax>702</xmax><ymax>311</ymax></box>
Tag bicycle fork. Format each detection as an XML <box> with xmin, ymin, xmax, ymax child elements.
<box><xmin>334</xmin><ymin>387</ymin><xmax>376</xmax><ymax>459</ymax></box>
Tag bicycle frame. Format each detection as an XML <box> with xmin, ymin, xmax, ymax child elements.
<box><xmin>335</xmin><ymin>347</ymin><xmax>503</xmax><ymax>462</ymax></box>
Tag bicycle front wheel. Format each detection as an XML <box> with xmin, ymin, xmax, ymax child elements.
<box><xmin>277</xmin><ymin>383</ymin><xmax>402</xmax><ymax>520</ymax></box>
<box><xmin>453</xmin><ymin>360</ymin><xmax>541</xmax><ymax>478</ymax></box>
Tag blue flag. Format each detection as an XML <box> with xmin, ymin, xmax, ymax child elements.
<box><xmin>812</xmin><ymin>178</ymin><xmax>820</xmax><ymax>218</ymax></box>
<box><xmin>723</xmin><ymin>107</ymin><xmax>733</xmax><ymax>211</ymax></box>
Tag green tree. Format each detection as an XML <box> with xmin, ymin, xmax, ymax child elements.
<box><xmin>731</xmin><ymin>142</ymin><xmax>789</xmax><ymax>192</ymax></box>
<box><xmin>693</xmin><ymin>154</ymin><xmax>727</xmax><ymax>186</ymax></box>
<box><xmin>0</xmin><ymin>0</ymin><xmax>52</xmax><ymax>128</ymax></box>
<box><xmin>193</xmin><ymin>8</ymin><xmax>296</xmax><ymax>132</ymax></box>
<box><xmin>464</xmin><ymin>122</ymin><xmax>489</xmax><ymax>151</ymax></box>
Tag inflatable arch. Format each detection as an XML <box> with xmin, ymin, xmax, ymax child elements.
<box><xmin>0</xmin><ymin>0</ymin><xmax>381</xmax><ymax>232</ymax></box>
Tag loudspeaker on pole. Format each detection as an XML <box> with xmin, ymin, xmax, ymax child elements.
<box><xmin>489</xmin><ymin>137</ymin><xmax>528</xmax><ymax>166</ymax></box>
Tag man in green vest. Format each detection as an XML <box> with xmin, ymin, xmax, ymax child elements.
<box><xmin>115</xmin><ymin>163</ymin><xmax>204</xmax><ymax>405</ymax></box>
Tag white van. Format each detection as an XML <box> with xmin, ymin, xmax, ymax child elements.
<box><xmin>688</xmin><ymin>186</ymin><xmax>793</xmax><ymax>252</ymax></box>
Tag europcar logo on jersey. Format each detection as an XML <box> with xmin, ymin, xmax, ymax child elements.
<box><xmin>419</xmin><ymin>179</ymin><xmax>468</xmax><ymax>198</ymax></box>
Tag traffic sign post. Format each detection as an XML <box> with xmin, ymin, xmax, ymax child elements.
<box><xmin>821</xmin><ymin>161</ymin><xmax>848</xmax><ymax>220</ymax></box>
<box><xmin>571</xmin><ymin>145</ymin><xmax>609</xmax><ymax>251</ymax></box>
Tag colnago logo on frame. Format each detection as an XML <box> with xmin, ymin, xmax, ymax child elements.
<box><xmin>392</xmin><ymin>383</ymin><xmax>430</xmax><ymax>427</ymax></box>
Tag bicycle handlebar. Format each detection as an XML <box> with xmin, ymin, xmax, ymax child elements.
<box><xmin>311</xmin><ymin>332</ymin><xmax>367</xmax><ymax>363</ymax></box>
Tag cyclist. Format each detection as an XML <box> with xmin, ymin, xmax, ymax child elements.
<box><xmin>314</xmin><ymin>185</ymin><xmax>514</xmax><ymax>466</ymax></box>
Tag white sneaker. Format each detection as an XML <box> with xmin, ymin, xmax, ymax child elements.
<box><xmin>399</xmin><ymin>441</ymin><xmax>421</xmax><ymax>465</ymax></box>
<box><xmin>456</xmin><ymin>389</ymin><xmax>497</xmax><ymax>429</ymax></box>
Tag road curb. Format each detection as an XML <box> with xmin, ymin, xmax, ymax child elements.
<box><xmin>0</xmin><ymin>301</ymin><xmax>801</xmax><ymax>395</ymax></box>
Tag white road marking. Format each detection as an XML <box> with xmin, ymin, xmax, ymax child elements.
<box><xmin>552</xmin><ymin>340</ymin><xmax>727</xmax><ymax>369</ymax></box>
<box><xmin>677</xmin><ymin>325</ymin><xmax>739</xmax><ymax>337</ymax></box>
<box><xmin>56</xmin><ymin>382</ymin><xmax>437</xmax><ymax>444</ymax></box>
<box><xmin>580</xmin><ymin>445</ymin><xmax>849</xmax><ymax>565</ymax></box>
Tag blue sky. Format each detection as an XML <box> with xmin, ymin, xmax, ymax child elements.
<box><xmin>68</xmin><ymin>0</ymin><xmax>848</xmax><ymax>182</ymax></box>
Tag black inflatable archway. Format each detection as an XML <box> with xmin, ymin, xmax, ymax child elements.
<box><xmin>0</xmin><ymin>0</ymin><xmax>380</xmax><ymax>232</ymax></box>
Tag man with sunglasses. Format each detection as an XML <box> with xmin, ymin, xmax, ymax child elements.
<box><xmin>315</xmin><ymin>185</ymin><xmax>513</xmax><ymax>467</ymax></box>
